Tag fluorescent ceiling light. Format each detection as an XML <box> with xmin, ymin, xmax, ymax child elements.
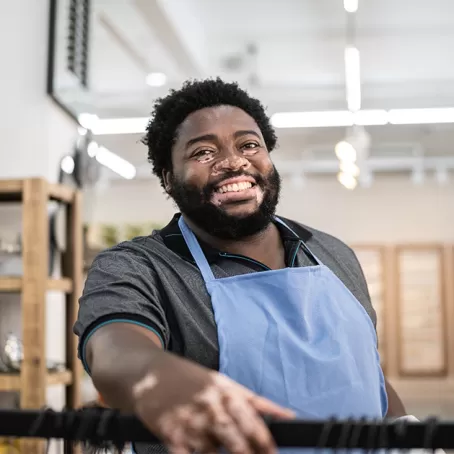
<box><xmin>94</xmin><ymin>107</ymin><xmax>454</xmax><ymax>135</ymax></box>
<box><xmin>60</xmin><ymin>155</ymin><xmax>75</xmax><ymax>174</ymax></box>
<box><xmin>95</xmin><ymin>146</ymin><xmax>136</xmax><ymax>180</ymax></box>
<box><xmin>87</xmin><ymin>141</ymin><xmax>99</xmax><ymax>158</ymax></box>
<box><xmin>78</xmin><ymin>113</ymin><xmax>99</xmax><ymax>130</ymax></box>
<box><xmin>353</xmin><ymin>110</ymin><xmax>388</xmax><ymax>126</ymax></box>
<box><xmin>337</xmin><ymin>172</ymin><xmax>358</xmax><ymax>190</ymax></box>
<box><xmin>344</xmin><ymin>0</ymin><xmax>358</xmax><ymax>13</ymax></box>
<box><xmin>146</xmin><ymin>72</ymin><xmax>167</xmax><ymax>87</ymax></box>
<box><xmin>339</xmin><ymin>161</ymin><xmax>360</xmax><ymax>177</ymax></box>
<box><xmin>335</xmin><ymin>141</ymin><xmax>357</xmax><ymax>162</ymax></box>
<box><xmin>92</xmin><ymin>117</ymin><xmax>149</xmax><ymax>135</ymax></box>
<box><xmin>345</xmin><ymin>47</ymin><xmax>361</xmax><ymax>112</ymax></box>
<box><xmin>271</xmin><ymin>111</ymin><xmax>354</xmax><ymax>128</ymax></box>
<box><xmin>388</xmin><ymin>108</ymin><xmax>454</xmax><ymax>125</ymax></box>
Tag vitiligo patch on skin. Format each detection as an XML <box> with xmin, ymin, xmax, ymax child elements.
<box><xmin>132</xmin><ymin>372</ymin><xmax>158</xmax><ymax>399</ymax></box>
<box><xmin>211</xmin><ymin>156</ymin><xmax>251</xmax><ymax>176</ymax></box>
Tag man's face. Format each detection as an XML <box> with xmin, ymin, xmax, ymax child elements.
<box><xmin>164</xmin><ymin>105</ymin><xmax>281</xmax><ymax>240</ymax></box>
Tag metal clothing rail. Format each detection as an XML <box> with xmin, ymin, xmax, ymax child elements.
<box><xmin>0</xmin><ymin>408</ymin><xmax>453</xmax><ymax>450</ymax></box>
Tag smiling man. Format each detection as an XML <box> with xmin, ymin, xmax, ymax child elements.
<box><xmin>75</xmin><ymin>78</ymin><xmax>406</xmax><ymax>454</ymax></box>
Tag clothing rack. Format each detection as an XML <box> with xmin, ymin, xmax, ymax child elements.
<box><xmin>0</xmin><ymin>408</ymin><xmax>453</xmax><ymax>450</ymax></box>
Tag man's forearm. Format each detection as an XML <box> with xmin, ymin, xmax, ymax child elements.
<box><xmin>87</xmin><ymin>324</ymin><xmax>166</xmax><ymax>413</ymax></box>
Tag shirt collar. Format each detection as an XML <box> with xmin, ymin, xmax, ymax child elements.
<box><xmin>158</xmin><ymin>213</ymin><xmax>312</xmax><ymax>263</ymax></box>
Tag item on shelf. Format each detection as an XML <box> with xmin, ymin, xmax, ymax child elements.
<box><xmin>124</xmin><ymin>224</ymin><xmax>145</xmax><ymax>241</ymax></box>
<box><xmin>87</xmin><ymin>222</ymin><xmax>164</xmax><ymax>250</ymax></box>
<box><xmin>0</xmin><ymin>237</ymin><xmax>21</xmax><ymax>255</ymax></box>
<box><xmin>4</xmin><ymin>333</ymin><xmax>22</xmax><ymax>371</ymax></box>
<box><xmin>2</xmin><ymin>333</ymin><xmax>65</xmax><ymax>373</ymax></box>
<box><xmin>100</xmin><ymin>225</ymin><xmax>119</xmax><ymax>248</ymax></box>
<box><xmin>0</xmin><ymin>236</ymin><xmax>23</xmax><ymax>277</ymax></box>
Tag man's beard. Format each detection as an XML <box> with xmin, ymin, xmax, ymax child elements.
<box><xmin>168</xmin><ymin>166</ymin><xmax>281</xmax><ymax>240</ymax></box>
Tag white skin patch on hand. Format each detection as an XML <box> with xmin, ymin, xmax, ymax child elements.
<box><xmin>132</xmin><ymin>373</ymin><xmax>158</xmax><ymax>399</ymax></box>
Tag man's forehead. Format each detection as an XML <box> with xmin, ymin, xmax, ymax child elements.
<box><xmin>178</xmin><ymin>105</ymin><xmax>260</xmax><ymax>137</ymax></box>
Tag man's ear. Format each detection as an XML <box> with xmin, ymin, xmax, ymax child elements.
<box><xmin>162</xmin><ymin>169</ymin><xmax>172</xmax><ymax>193</ymax></box>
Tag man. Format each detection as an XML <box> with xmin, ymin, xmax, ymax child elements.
<box><xmin>75</xmin><ymin>78</ymin><xmax>407</xmax><ymax>454</ymax></box>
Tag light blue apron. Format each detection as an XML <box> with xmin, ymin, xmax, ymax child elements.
<box><xmin>178</xmin><ymin>215</ymin><xmax>387</xmax><ymax>443</ymax></box>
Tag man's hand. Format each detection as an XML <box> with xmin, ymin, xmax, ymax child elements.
<box><xmin>132</xmin><ymin>360</ymin><xmax>294</xmax><ymax>454</ymax></box>
<box><xmin>88</xmin><ymin>323</ymin><xmax>294</xmax><ymax>453</ymax></box>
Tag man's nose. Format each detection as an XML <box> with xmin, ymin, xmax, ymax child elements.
<box><xmin>212</xmin><ymin>152</ymin><xmax>251</xmax><ymax>174</ymax></box>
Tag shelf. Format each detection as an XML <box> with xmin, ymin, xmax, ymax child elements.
<box><xmin>47</xmin><ymin>182</ymin><xmax>75</xmax><ymax>204</ymax></box>
<box><xmin>0</xmin><ymin>179</ymin><xmax>23</xmax><ymax>202</ymax></box>
<box><xmin>0</xmin><ymin>178</ymin><xmax>75</xmax><ymax>203</ymax></box>
<box><xmin>0</xmin><ymin>277</ymin><xmax>73</xmax><ymax>293</ymax></box>
<box><xmin>0</xmin><ymin>369</ymin><xmax>73</xmax><ymax>391</ymax></box>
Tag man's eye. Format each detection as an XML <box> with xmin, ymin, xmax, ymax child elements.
<box><xmin>194</xmin><ymin>149</ymin><xmax>214</xmax><ymax>161</ymax></box>
<box><xmin>241</xmin><ymin>142</ymin><xmax>260</xmax><ymax>153</ymax></box>
<box><xmin>242</xmin><ymin>142</ymin><xmax>258</xmax><ymax>149</ymax></box>
<box><xmin>194</xmin><ymin>149</ymin><xmax>211</xmax><ymax>157</ymax></box>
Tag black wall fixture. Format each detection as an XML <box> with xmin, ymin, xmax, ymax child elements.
<box><xmin>47</xmin><ymin>0</ymin><xmax>92</xmax><ymax>123</ymax></box>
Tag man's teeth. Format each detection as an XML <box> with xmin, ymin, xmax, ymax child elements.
<box><xmin>217</xmin><ymin>182</ymin><xmax>253</xmax><ymax>193</ymax></box>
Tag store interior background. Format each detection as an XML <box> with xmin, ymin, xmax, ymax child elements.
<box><xmin>1</xmin><ymin>0</ymin><xmax>454</xmax><ymax>451</ymax></box>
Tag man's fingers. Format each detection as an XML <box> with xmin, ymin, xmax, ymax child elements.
<box><xmin>248</xmin><ymin>393</ymin><xmax>296</xmax><ymax>419</ymax></box>
<box><xmin>226</xmin><ymin>394</ymin><xmax>277</xmax><ymax>454</ymax></box>
<box><xmin>210</xmin><ymin>414</ymin><xmax>253</xmax><ymax>454</ymax></box>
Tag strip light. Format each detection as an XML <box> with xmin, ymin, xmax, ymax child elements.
<box><xmin>388</xmin><ymin>108</ymin><xmax>454</xmax><ymax>125</ymax></box>
<box><xmin>91</xmin><ymin>117</ymin><xmax>149</xmax><ymax>135</ymax></box>
<box><xmin>344</xmin><ymin>0</ymin><xmax>359</xmax><ymax>13</ymax></box>
<box><xmin>94</xmin><ymin>146</ymin><xmax>136</xmax><ymax>180</ymax></box>
<box><xmin>271</xmin><ymin>107</ymin><xmax>454</xmax><ymax>129</ymax></box>
<box><xmin>345</xmin><ymin>47</ymin><xmax>361</xmax><ymax>112</ymax></box>
<box><xmin>271</xmin><ymin>111</ymin><xmax>354</xmax><ymax>128</ymax></box>
<box><xmin>87</xmin><ymin>107</ymin><xmax>454</xmax><ymax>135</ymax></box>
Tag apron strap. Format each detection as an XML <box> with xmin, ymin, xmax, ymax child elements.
<box><xmin>274</xmin><ymin>217</ymin><xmax>323</xmax><ymax>266</ymax></box>
<box><xmin>178</xmin><ymin>216</ymin><xmax>216</xmax><ymax>283</ymax></box>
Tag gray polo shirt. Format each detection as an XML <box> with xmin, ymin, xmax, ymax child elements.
<box><xmin>74</xmin><ymin>213</ymin><xmax>376</xmax><ymax>453</ymax></box>
<box><xmin>75</xmin><ymin>213</ymin><xmax>376</xmax><ymax>371</ymax></box>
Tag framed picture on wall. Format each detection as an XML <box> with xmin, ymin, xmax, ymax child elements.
<box><xmin>351</xmin><ymin>245</ymin><xmax>387</xmax><ymax>372</ymax></box>
<box><xmin>395</xmin><ymin>245</ymin><xmax>448</xmax><ymax>377</ymax></box>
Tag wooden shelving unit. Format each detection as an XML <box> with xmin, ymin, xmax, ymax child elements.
<box><xmin>0</xmin><ymin>178</ymin><xmax>83</xmax><ymax>454</ymax></box>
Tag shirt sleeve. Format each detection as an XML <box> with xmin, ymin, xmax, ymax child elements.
<box><xmin>73</xmin><ymin>243</ymin><xmax>170</xmax><ymax>373</ymax></box>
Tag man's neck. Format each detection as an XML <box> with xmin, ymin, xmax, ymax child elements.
<box><xmin>182</xmin><ymin>215</ymin><xmax>286</xmax><ymax>269</ymax></box>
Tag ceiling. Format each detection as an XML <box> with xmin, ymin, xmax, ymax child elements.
<box><xmin>56</xmin><ymin>0</ymin><xmax>454</xmax><ymax>179</ymax></box>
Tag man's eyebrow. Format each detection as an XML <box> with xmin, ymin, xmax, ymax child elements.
<box><xmin>234</xmin><ymin>130</ymin><xmax>261</xmax><ymax>140</ymax></box>
<box><xmin>185</xmin><ymin>134</ymin><xmax>218</xmax><ymax>148</ymax></box>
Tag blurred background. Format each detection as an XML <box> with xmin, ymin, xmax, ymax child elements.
<box><xmin>1</xmin><ymin>0</ymin><xmax>454</xmax><ymax>452</ymax></box>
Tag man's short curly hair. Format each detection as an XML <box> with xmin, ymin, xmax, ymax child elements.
<box><xmin>142</xmin><ymin>77</ymin><xmax>278</xmax><ymax>188</ymax></box>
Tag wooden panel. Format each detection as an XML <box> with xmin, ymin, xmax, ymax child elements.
<box><xmin>383</xmin><ymin>246</ymin><xmax>399</xmax><ymax>376</ymax></box>
<box><xmin>0</xmin><ymin>370</ymin><xmax>73</xmax><ymax>391</ymax></box>
<box><xmin>64</xmin><ymin>190</ymin><xmax>83</xmax><ymax>410</ymax></box>
<box><xmin>0</xmin><ymin>179</ymin><xmax>23</xmax><ymax>202</ymax></box>
<box><xmin>0</xmin><ymin>277</ymin><xmax>22</xmax><ymax>292</ymax></box>
<box><xmin>396</xmin><ymin>245</ymin><xmax>447</xmax><ymax>377</ymax></box>
<box><xmin>352</xmin><ymin>245</ymin><xmax>387</xmax><ymax>371</ymax></box>
<box><xmin>47</xmin><ymin>182</ymin><xmax>74</xmax><ymax>204</ymax></box>
<box><xmin>444</xmin><ymin>246</ymin><xmax>454</xmax><ymax>377</ymax></box>
<box><xmin>20</xmin><ymin>179</ymin><xmax>48</xmax><ymax>454</ymax></box>
<box><xmin>0</xmin><ymin>278</ymin><xmax>73</xmax><ymax>293</ymax></box>
<box><xmin>46</xmin><ymin>369</ymin><xmax>73</xmax><ymax>386</ymax></box>
<box><xmin>47</xmin><ymin>278</ymin><xmax>73</xmax><ymax>293</ymax></box>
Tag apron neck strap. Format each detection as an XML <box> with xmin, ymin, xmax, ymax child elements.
<box><xmin>274</xmin><ymin>217</ymin><xmax>322</xmax><ymax>266</ymax></box>
<box><xmin>178</xmin><ymin>216</ymin><xmax>215</xmax><ymax>283</ymax></box>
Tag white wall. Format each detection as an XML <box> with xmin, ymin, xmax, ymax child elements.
<box><xmin>89</xmin><ymin>174</ymin><xmax>454</xmax><ymax>244</ymax></box>
<box><xmin>0</xmin><ymin>3</ymin><xmax>79</xmax><ymax>450</ymax></box>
